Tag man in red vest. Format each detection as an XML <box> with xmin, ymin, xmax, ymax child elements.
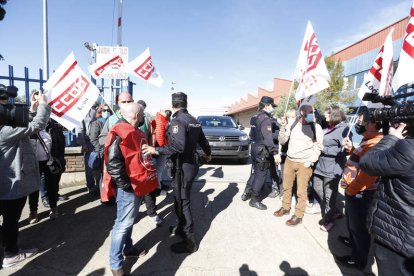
<box><xmin>105</xmin><ymin>102</ymin><xmax>158</xmax><ymax>276</ymax></box>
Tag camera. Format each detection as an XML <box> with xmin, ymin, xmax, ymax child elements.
<box><xmin>0</xmin><ymin>84</ymin><xmax>29</xmax><ymax>127</ymax></box>
<box><xmin>362</xmin><ymin>91</ymin><xmax>414</xmax><ymax>123</ymax></box>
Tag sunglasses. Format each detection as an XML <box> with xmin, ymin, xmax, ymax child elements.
<box><xmin>102</xmin><ymin>109</ymin><xmax>110</xmax><ymax>112</ymax></box>
<box><xmin>119</xmin><ymin>100</ymin><xmax>133</xmax><ymax>103</ymax></box>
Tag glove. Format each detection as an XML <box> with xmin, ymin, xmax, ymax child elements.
<box><xmin>274</xmin><ymin>154</ymin><xmax>282</xmax><ymax>165</ymax></box>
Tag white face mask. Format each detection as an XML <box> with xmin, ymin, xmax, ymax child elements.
<box><xmin>102</xmin><ymin>111</ymin><xmax>109</xmax><ymax>119</ymax></box>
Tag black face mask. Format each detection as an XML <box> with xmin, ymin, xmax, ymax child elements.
<box><xmin>138</xmin><ymin>119</ymin><xmax>145</xmax><ymax>128</ymax></box>
<box><xmin>354</xmin><ymin>124</ymin><xmax>366</xmax><ymax>135</ymax></box>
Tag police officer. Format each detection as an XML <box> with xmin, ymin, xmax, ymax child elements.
<box><xmin>143</xmin><ymin>92</ymin><xmax>211</xmax><ymax>254</ymax></box>
<box><xmin>241</xmin><ymin>96</ymin><xmax>280</xmax><ymax>210</ymax></box>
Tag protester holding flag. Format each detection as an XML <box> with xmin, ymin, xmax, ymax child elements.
<box><xmin>274</xmin><ymin>105</ymin><xmax>323</xmax><ymax>226</ymax></box>
<box><xmin>0</xmin><ymin>91</ymin><xmax>50</xmax><ymax>267</ymax></box>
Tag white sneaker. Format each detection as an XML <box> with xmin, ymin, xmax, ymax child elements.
<box><xmin>305</xmin><ymin>203</ymin><xmax>321</xmax><ymax>215</ymax></box>
<box><xmin>148</xmin><ymin>215</ymin><xmax>162</xmax><ymax>226</ymax></box>
<box><xmin>2</xmin><ymin>248</ymin><xmax>38</xmax><ymax>268</ymax></box>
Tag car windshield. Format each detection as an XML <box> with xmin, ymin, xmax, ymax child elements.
<box><xmin>198</xmin><ymin>117</ymin><xmax>237</xmax><ymax>128</ymax></box>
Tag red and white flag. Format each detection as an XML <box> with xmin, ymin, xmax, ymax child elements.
<box><xmin>88</xmin><ymin>55</ymin><xmax>126</xmax><ymax>79</ymax></box>
<box><xmin>126</xmin><ymin>48</ymin><xmax>164</xmax><ymax>87</ymax></box>
<box><xmin>295</xmin><ymin>21</ymin><xmax>330</xmax><ymax>101</ymax></box>
<box><xmin>358</xmin><ymin>28</ymin><xmax>394</xmax><ymax>107</ymax></box>
<box><xmin>392</xmin><ymin>2</ymin><xmax>414</xmax><ymax>92</ymax></box>
<box><xmin>44</xmin><ymin>52</ymin><xmax>100</xmax><ymax>130</ymax></box>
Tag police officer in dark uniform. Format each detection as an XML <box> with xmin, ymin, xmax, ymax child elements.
<box><xmin>142</xmin><ymin>92</ymin><xmax>211</xmax><ymax>254</ymax></box>
<box><xmin>241</xmin><ymin>96</ymin><xmax>280</xmax><ymax>210</ymax></box>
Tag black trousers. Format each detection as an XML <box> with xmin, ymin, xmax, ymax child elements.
<box><xmin>29</xmin><ymin>161</ymin><xmax>59</xmax><ymax>210</ymax></box>
<box><xmin>144</xmin><ymin>189</ymin><xmax>158</xmax><ymax>217</ymax></box>
<box><xmin>250</xmin><ymin>161</ymin><xmax>270</xmax><ymax>199</ymax></box>
<box><xmin>374</xmin><ymin>240</ymin><xmax>414</xmax><ymax>276</ymax></box>
<box><xmin>173</xmin><ymin>163</ymin><xmax>199</xmax><ymax>237</ymax></box>
<box><xmin>0</xmin><ymin>196</ymin><xmax>27</xmax><ymax>257</ymax></box>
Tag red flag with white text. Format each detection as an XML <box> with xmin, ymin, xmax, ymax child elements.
<box><xmin>126</xmin><ymin>48</ymin><xmax>164</xmax><ymax>88</ymax></box>
<box><xmin>358</xmin><ymin>28</ymin><xmax>394</xmax><ymax>108</ymax></box>
<box><xmin>295</xmin><ymin>21</ymin><xmax>330</xmax><ymax>101</ymax></box>
<box><xmin>44</xmin><ymin>52</ymin><xmax>100</xmax><ymax>130</ymax></box>
<box><xmin>392</xmin><ymin>1</ymin><xmax>414</xmax><ymax>92</ymax></box>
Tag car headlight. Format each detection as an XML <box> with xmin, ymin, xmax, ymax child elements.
<box><xmin>239</xmin><ymin>135</ymin><xmax>249</xmax><ymax>141</ymax></box>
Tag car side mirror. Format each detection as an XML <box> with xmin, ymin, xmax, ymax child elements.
<box><xmin>238</xmin><ymin>125</ymin><xmax>245</xmax><ymax>130</ymax></box>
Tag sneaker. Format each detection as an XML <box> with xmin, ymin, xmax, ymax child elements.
<box><xmin>28</xmin><ymin>212</ymin><xmax>38</xmax><ymax>224</ymax></box>
<box><xmin>148</xmin><ymin>215</ymin><xmax>162</xmax><ymax>226</ymax></box>
<box><xmin>58</xmin><ymin>194</ymin><xmax>69</xmax><ymax>201</ymax></box>
<box><xmin>305</xmin><ymin>203</ymin><xmax>321</xmax><ymax>215</ymax></box>
<box><xmin>2</xmin><ymin>248</ymin><xmax>38</xmax><ymax>268</ymax></box>
<box><xmin>320</xmin><ymin>221</ymin><xmax>334</xmax><ymax>232</ymax></box>
<box><xmin>49</xmin><ymin>208</ymin><xmax>59</xmax><ymax>220</ymax></box>
<box><xmin>123</xmin><ymin>247</ymin><xmax>146</xmax><ymax>258</ymax></box>
<box><xmin>267</xmin><ymin>189</ymin><xmax>280</xmax><ymax>198</ymax></box>
<box><xmin>160</xmin><ymin>190</ymin><xmax>168</xmax><ymax>196</ymax></box>
<box><xmin>41</xmin><ymin>196</ymin><xmax>50</xmax><ymax>208</ymax></box>
<box><xmin>335</xmin><ymin>255</ymin><xmax>365</xmax><ymax>269</ymax></box>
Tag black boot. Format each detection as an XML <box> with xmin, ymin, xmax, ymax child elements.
<box><xmin>169</xmin><ymin>225</ymin><xmax>186</xmax><ymax>239</ymax></box>
<box><xmin>249</xmin><ymin>196</ymin><xmax>267</xmax><ymax>210</ymax></box>
<box><xmin>171</xmin><ymin>235</ymin><xmax>198</xmax><ymax>254</ymax></box>
<box><xmin>241</xmin><ymin>186</ymin><xmax>251</xmax><ymax>201</ymax></box>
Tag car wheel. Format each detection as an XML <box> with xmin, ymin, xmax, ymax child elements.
<box><xmin>238</xmin><ymin>157</ymin><xmax>248</xmax><ymax>164</ymax></box>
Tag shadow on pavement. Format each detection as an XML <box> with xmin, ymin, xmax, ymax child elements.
<box><xmin>326</xmin><ymin>193</ymin><xmax>376</xmax><ymax>276</ymax></box>
<box><xmin>130</xmin><ymin>181</ymin><xmax>239</xmax><ymax>275</ymax></box>
<box><xmin>10</xmin><ymin>188</ymin><xmax>116</xmax><ymax>276</ymax></box>
<box><xmin>239</xmin><ymin>263</ymin><xmax>258</xmax><ymax>276</ymax></box>
<box><xmin>279</xmin><ymin>260</ymin><xmax>309</xmax><ymax>275</ymax></box>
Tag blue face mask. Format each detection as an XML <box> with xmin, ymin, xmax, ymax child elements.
<box><xmin>305</xmin><ymin>113</ymin><xmax>314</xmax><ymax>123</ymax></box>
<box><xmin>102</xmin><ymin>111</ymin><xmax>109</xmax><ymax>119</ymax></box>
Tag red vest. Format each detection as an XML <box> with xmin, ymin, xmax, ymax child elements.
<box><xmin>101</xmin><ymin>122</ymin><xmax>158</xmax><ymax>201</ymax></box>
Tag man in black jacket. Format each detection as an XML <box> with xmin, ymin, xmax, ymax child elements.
<box><xmin>143</xmin><ymin>92</ymin><xmax>211</xmax><ymax>254</ymax></box>
<box><xmin>360</xmin><ymin>122</ymin><xmax>414</xmax><ymax>275</ymax></box>
<box><xmin>241</xmin><ymin>96</ymin><xmax>280</xmax><ymax>210</ymax></box>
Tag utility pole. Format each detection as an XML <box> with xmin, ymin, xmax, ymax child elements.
<box><xmin>43</xmin><ymin>0</ymin><xmax>49</xmax><ymax>79</ymax></box>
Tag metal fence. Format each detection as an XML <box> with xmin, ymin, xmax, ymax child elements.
<box><xmin>0</xmin><ymin>65</ymin><xmax>78</xmax><ymax>146</ymax></box>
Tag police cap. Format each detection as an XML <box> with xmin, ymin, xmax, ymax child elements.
<box><xmin>172</xmin><ymin>92</ymin><xmax>187</xmax><ymax>104</ymax></box>
<box><xmin>260</xmin><ymin>96</ymin><xmax>276</xmax><ymax>107</ymax></box>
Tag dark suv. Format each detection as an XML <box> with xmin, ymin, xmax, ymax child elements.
<box><xmin>197</xmin><ymin>115</ymin><xmax>250</xmax><ymax>163</ymax></box>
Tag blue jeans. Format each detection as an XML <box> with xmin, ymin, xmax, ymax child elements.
<box><xmin>84</xmin><ymin>151</ymin><xmax>95</xmax><ymax>190</ymax></box>
<box><xmin>345</xmin><ymin>190</ymin><xmax>375</xmax><ymax>267</ymax></box>
<box><xmin>109</xmin><ymin>188</ymin><xmax>142</xmax><ymax>270</ymax></box>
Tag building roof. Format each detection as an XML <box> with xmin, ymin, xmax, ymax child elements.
<box><xmin>332</xmin><ymin>17</ymin><xmax>408</xmax><ymax>61</ymax></box>
<box><xmin>226</xmin><ymin>78</ymin><xmax>292</xmax><ymax>115</ymax></box>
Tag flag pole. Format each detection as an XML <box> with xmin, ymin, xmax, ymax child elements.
<box><xmin>283</xmin><ymin>77</ymin><xmax>296</xmax><ymax>117</ymax></box>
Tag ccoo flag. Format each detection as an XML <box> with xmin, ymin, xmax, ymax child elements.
<box><xmin>295</xmin><ymin>21</ymin><xmax>331</xmax><ymax>101</ymax></box>
<box><xmin>358</xmin><ymin>28</ymin><xmax>394</xmax><ymax>108</ymax></box>
<box><xmin>44</xmin><ymin>52</ymin><xmax>100</xmax><ymax>131</ymax></box>
<box><xmin>126</xmin><ymin>48</ymin><xmax>164</xmax><ymax>88</ymax></box>
<box><xmin>392</xmin><ymin>2</ymin><xmax>414</xmax><ymax>93</ymax></box>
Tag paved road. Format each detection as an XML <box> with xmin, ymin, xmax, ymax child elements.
<box><xmin>1</xmin><ymin>160</ymin><xmax>378</xmax><ymax>275</ymax></box>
